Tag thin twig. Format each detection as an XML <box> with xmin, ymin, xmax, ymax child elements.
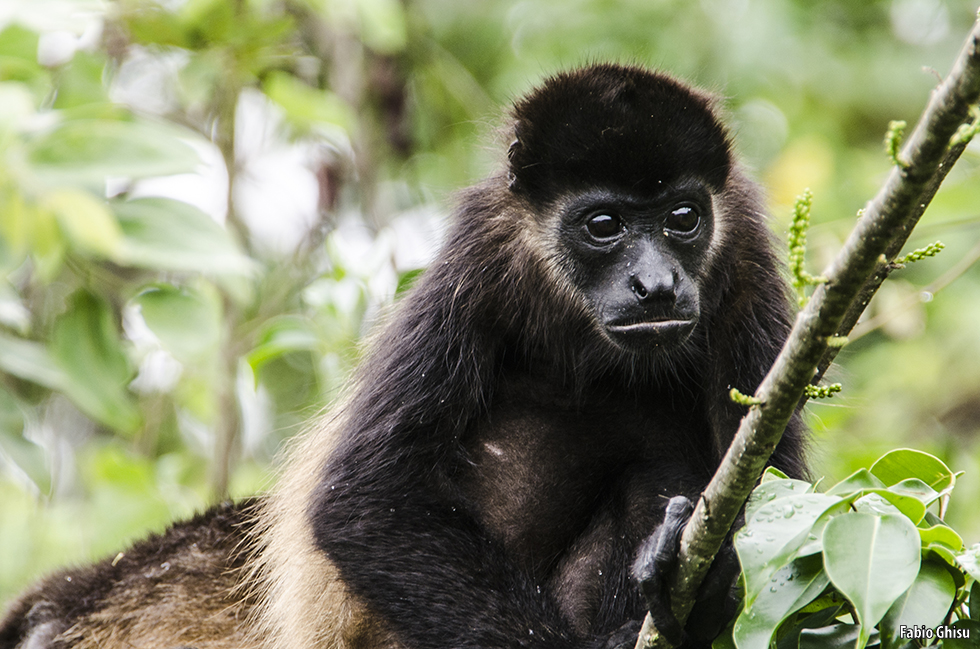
<box><xmin>849</xmin><ymin>238</ymin><xmax>980</xmax><ymax>340</ymax></box>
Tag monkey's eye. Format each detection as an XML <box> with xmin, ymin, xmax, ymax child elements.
<box><xmin>586</xmin><ymin>214</ymin><xmax>624</xmax><ymax>239</ymax></box>
<box><xmin>665</xmin><ymin>205</ymin><xmax>700</xmax><ymax>235</ymax></box>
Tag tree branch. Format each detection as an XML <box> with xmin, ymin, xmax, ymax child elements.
<box><xmin>636</xmin><ymin>13</ymin><xmax>980</xmax><ymax>649</ymax></box>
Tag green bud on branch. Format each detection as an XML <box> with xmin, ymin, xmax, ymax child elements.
<box><xmin>730</xmin><ymin>388</ymin><xmax>764</xmax><ymax>406</ymax></box>
<box><xmin>885</xmin><ymin>120</ymin><xmax>908</xmax><ymax>168</ymax></box>
<box><xmin>895</xmin><ymin>241</ymin><xmax>945</xmax><ymax>265</ymax></box>
<box><xmin>804</xmin><ymin>383</ymin><xmax>842</xmax><ymax>399</ymax></box>
<box><xmin>951</xmin><ymin>106</ymin><xmax>980</xmax><ymax>146</ymax></box>
<box><xmin>788</xmin><ymin>189</ymin><xmax>827</xmax><ymax>306</ymax></box>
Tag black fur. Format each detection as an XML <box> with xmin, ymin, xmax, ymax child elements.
<box><xmin>508</xmin><ymin>63</ymin><xmax>732</xmax><ymax>202</ymax></box>
<box><xmin>309</xmin><ymin>64</ymin><xmax>806</xmax><ymax>649</ymax></box>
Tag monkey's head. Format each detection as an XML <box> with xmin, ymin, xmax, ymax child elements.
<box><xmin>507</xmin><ymin>64</ymin><xmax>737</xmax><ymax>355</ymax></box>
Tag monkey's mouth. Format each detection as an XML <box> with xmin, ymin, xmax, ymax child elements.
<box><xmin>604</xmin><ymin>318</ymin><xmax>697</xmax><ymax>350</ymax></box>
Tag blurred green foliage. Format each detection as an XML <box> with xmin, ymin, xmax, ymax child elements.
<box><xmin>0</xmin><ymin>0</ymin><xmax>979</xmax><ymax>608</ymax></box>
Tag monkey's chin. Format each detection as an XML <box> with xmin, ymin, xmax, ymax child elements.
<box><xmin>604</xmin><ymin>318</ymin><xmax>697</xmax><ymax>352</ymax></box>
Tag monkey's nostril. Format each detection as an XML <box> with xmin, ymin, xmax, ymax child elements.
<box><xmin>630</xmin><ymin>275</ymin><xmax>648</xmax><ymax>299</ymax></box>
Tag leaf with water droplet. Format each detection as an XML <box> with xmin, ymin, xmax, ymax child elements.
<box><xmin>733</xmin><ymin>554</ymin><xmax>828</xmax><ymax>649</ymax></box>
<box><xmin>746</xmin><ymin>478</ymin><xmax>813</xmax><ymax>521</ymax></box>
<box><xmin>737</xmin><ymin>493</ymin><xmax>843</xmax><ymax>606</ymax></box>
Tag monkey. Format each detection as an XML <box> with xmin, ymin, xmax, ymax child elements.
<box><xmin>0</xmin><ymin>63</ymin><xmax>806</xmax><ymax>649</ymax></box>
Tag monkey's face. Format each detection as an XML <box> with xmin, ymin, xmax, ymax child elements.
<box><xmin>555</xmin><ymin>182</ymin><xmax>716</xmax><ymax>355</ymax></box>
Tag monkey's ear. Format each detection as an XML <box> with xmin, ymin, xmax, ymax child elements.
<box><xmin>507</xmin><ymin>137</ymin><xmax>521</xmax><ymax>190</ymax></box>
<box><xmin>507</xmin><ymin>136</ymin><xmax>520</xmax><ymax>161</ymax></box>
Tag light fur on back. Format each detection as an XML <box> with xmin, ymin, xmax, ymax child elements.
<box><xmin>245</xmin><ymin>403</ymin><xmax>401</xmax><ymax>649</ymax></box>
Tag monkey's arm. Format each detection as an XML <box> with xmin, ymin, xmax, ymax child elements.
<box><xmin>632</xmin><ymin>497</ymin><xmax>741</xmax><ymax>649</ymax></box>
<box><xmin>306</xmin><ymin>440</ymin><xmax>677</xmax><ymax>649</ymax></box>
<box><xmin>309</xmin><ymin>468</ymin><xmax>594</xmax><ymax>649</ymax></box>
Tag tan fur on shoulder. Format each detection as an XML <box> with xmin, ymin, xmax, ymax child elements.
<box><xmin>246</xmin><ymin>405</ymin><xmax>401</xmax><ymax>649</ymax></box>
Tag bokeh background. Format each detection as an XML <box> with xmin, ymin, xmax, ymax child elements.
<box><xmin>1</xmin><ymin>0</ymin><xmax>979</xmax><ymax>604</ymax></box>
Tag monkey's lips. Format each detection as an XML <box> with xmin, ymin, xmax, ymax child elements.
<box><xmin>604</xmin><ymin>317</ymin><xmax>697</xmax><ymax>350</ymax></box>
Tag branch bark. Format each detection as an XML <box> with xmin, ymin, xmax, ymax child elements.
<box><xmin>636</xmin><ymin>13</ymin><xmax>980</xmax><ymax>649</ymax></box>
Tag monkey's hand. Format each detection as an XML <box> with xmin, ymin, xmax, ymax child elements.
<box><xmin>599</xmin><ymin>619</ymin><xmax>643</xmax><ymax>649</ymax></box>
<box><xmin>632</xmin><ymin>496</ymin><xmax>741</xmax><ymax>648</ymax></box>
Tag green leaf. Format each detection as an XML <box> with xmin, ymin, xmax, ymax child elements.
<box><xmin>921</xmin><ymin>511</ymin><xmax>946</xmax><ymax>528</ymax></box>
<box><xmin>0</xmin><ymin>82</ymin><xmax>37</xmax><ymax>130</ymax></box>
<box><xmin>827</xmin><ymin>468</ymin><xmax>886</xmax><ymax>496</ymax></box>
<box><xmin>712</xmin><ymin>617</ymin><xmax>738</xmax><ymax>649</ymax></box>
<box><xmin>113</xmin><ymin>198</ymin><xmax>255</xmax><ymax>276</ymax></box>
<box><xmin>50</xmin><ymin>291</ymin><xmax>140</xmax><ymax>433</ymax></box>
<box><xmin>0</xmin><ymin>26</ymin><xmax>47</xmax><ymax>101</ymax></box>
<box><xmin>956</xmin><ymin>544</ymin><xmax>980</xmax><ymax>580</ymax></box>
<box><xmin>356</xmin><ymin>0</ymin><xmax>408</xmax><ymax>53</ymax></box>
<box><xmin>879</xmin><ymin>562</ymin><xmax>956</xmax><ymax>649</ymax></box>
<box><xmin>0</xmin><ymin>332</ymin><xmax>68</xmax><ymax>390</ymax></box>
<box><xmin>942</xmin><ymin>620</ymin><xmax>980</xmax><ymax>649</ymax></box>
<box><xmin>761</xmin><ymin>466</ymin><xmax>791</xmax><ymax>482</ymax></box>
<box><xmin>850</xmin><ymin>494</ymin><xmax>899</xmax><ymax>518</ymax></box>
<box><xmin>0</xmin><ymin>24</ymin><xmax>40</xmax><ymax>61</ymax></box>
<box><xmin>176</xmin><ymin>49</ymin><xmax>220</xmax><ymax>108</ymax></box>
<box><xmin>745</xmin><ymin>478</ymin><xmax>814</xmax><ymax>523</ymax></box>
<box><xmin>0</xmin><ymin>186</ymin><xmax>31</xmax><ymax>268</ymax></box>
<box><xmin>43</xmin><ymin>189</ymin><xmax>124</xmax><ymax>259</ymax></box>
<box><xmin>133</xmin><ymin>285</ymin><xmax>221</xmax><ymax>363</ymax></box>
<box><xmin>919</xmin><ymin>525</ymin><xmax>964</xmax><ymax>553</ymax></box>
<box><xmin>395</xmin><ymin>267</ymin><xmax>425</xmax><ymax>296</ymax></box>
<box><xmin>28</xmin><ymin>208</ymin><xmax>66</xmax><ymax>281</ymax></box>
<box><xmin>733</xmin><ymin>554</ymin><xmax>829</xmax><ymax>649</ymax></box>
<box><xmin>925</xmin><ymin>546</ymin><xmax>960</xmax><ymax>570</ymax></box>
<box><xmin>853</xmin><ymin>491</ymin><xmax>926</xmax><ymax>525</ymax></box>
<box><xmin>775</xmin><ymin>606</ymin><xmax>843</xmax><ymax>649</ymax></box>
<box><xmin>122</xmin><ymin>3</ymin><xmax>192</xmax><ymax>49</ymax></box>
<box><xmin>797</xmin><ymin>499</ymin><xmax>857</xmax><ymax>558</ymax></box>
<box><xmin>799</xmin><ymin>625</ymin><xmax>877</xmax><ymax>649</ymax></box>
<box><xmin>0</xmin><ymin>389</ymin><xmax>48</xmax><ymax>491</ymax></box>
<box><xmin>888</xmin><ymin>478</ymin><xmax>940</xmax><ymax>505</ymax></box>
<box><xmin>825</xmin><ymin>471</ymin><xmax>927</xmax><ymax>524</ymax></box>
<box><xmin>51</xmin><ymin>51</ymin><xmax>109</xmax><ymax>109</ymax></box>
<box><xmin>263</xmin><ymin>72</ymin><xmax>354</xmax><ymax>133</ymax></box>
<box><xmin>177</xmin><ymin>0</ymin><xmax>235</xmax><ymax>44</ymax></box>
<box><xmin>870</xmin><ymin>449</ymin><xmax>955</xmax><ymax>494</ymax></box>
<box><xmin>736</xmin><ymin>493</ymin><xmax>843</xmax><ymax>605</ymax></box>
<box><xmin>246</xmin><ymin>317</ymin><xmax>320</xmax><ymax>374</ymax></box>
<box><xmin>971</xmin><ymin>581</ymin><xmax>980</xmax><ymax>622</ymax></box>
<box><xmin>921</xmin><ymin>520</ymin><xmax>965</xmax><ymax>567</ymax></box>
<box><xmin>822</xmin><ymin>513</ymin><xmax>921</xmax><ymax>649</ymax></box>
<box><xmin>25</xmin><ymin>118</ymin><xmax>199</xmax><ymax>188</ymax></box>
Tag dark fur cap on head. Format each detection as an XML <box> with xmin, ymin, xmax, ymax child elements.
<box><xmin>508</xmin><ymin>63</ymin><xmax>733</xmax><ymax>203</ymax></box>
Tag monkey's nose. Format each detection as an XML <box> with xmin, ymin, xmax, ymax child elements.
<box><xmin>629</xmin><ymin>271</ymin><xmax>677</xmax><ymax>304</ymax></box>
